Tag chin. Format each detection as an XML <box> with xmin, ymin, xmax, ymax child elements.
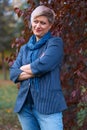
<box><xmin>35</xmin><ymin>34</ymin><xmax>43</xmax><ymax>38</ymax></box>
<box><xmin>34</xmin><ymin>31</ymin><xmax>42</xmax><ymax>35</ymax></box>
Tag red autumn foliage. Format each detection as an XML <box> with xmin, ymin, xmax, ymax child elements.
<box><xmin>6</xmin><ymin>0</ymin><xmax>87</xmax><ymax>129</ymax></box>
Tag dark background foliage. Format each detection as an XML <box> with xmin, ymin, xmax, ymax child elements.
<box><xmin>6</xmin><ymin>0</ymin><xmax>87</xmax><ymax>129</ymax></box>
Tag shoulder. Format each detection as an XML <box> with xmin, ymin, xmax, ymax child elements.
<box><xmin>19</xmin><ymin>43</ymin><xmax>28</xmax><ymax>52</ymax></box>
<box><xmin>47</xmin><ymin>36</ymin><xmax>64</xmax><ymax>46</ymax></box>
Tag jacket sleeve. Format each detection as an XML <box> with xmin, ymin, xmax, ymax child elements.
<box><xmin>9</xmin><ymin>46</ymin><xmax>24</xmax><ymax>83</ymax></box>
<box><xmin>30</xmin><ymin>37</ymin><xmax>64</xmax><ymax>76</ymax></box>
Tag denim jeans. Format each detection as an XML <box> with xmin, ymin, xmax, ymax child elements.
<box><xmin>17</xmin><ymin>104</ymin><xmax>63</xmax><ymax>130</ymax></box>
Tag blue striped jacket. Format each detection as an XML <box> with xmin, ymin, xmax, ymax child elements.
<box><xmin>10</xmin><ymin>37</ymin><xmax>67</xmax><ymax>114</ymax></box>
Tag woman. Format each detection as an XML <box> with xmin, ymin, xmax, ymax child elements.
<box><xmin>10</xmin><ymin>5</ymin><xmax>67</xmax><ymax>130</ymax></box>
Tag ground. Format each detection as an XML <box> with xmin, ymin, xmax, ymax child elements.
<box><xmin>0</xmin><ymin>80</ymin><xmax>21</xmax><ymax>130</ymax></box>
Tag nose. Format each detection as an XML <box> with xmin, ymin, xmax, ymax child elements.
<box><xmin>36</xmin><ymin>22</ymin><xmax>41</xmax><ymax>28</ymax></box>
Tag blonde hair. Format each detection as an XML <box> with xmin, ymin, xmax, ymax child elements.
<box><xmin>31</xmin><ymin>5</ymin><xmax>56</xmax><ymax>24</ymax></box>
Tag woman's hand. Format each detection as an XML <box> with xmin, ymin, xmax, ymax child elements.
<box><xmin>18</xmin><ymin>71</ymin><xmax>34</xmax><ymax>81</ymax></box>
<box><xmin>18</xmin><ymin>64</ymin><xmax>34</xmax><ymax>81</ymax></box>
<box><xmin>20</xmin><ymin>64</ymin><xmax>33</xmax><ymax>74</ymax></box>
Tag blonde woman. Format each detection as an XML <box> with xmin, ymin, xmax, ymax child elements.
<box><xmin>10</xmin><ymin>5</ymin><xmax>67</xmax><ymax>130</ymax></box>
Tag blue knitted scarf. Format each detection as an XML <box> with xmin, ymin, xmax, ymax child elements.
<box><xmin>27</xmin><ymin>31</ymin><xmax>52</xmax><ymax>91</ymax></box>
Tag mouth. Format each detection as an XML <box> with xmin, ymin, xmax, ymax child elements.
<box><xmin>35</xmin><ymin>29</ymin><xmax>42</xmax><ymax>32</ymax></box>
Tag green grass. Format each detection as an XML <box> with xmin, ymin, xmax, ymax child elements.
<box><xmin>0</xmin><ymin>84</ymin><xmax>17</xmax><ymax>109</ymax></box>
<box><xmin>0</xmin><ymin>80</ymin><xmax>21</xmax><ymax>130</ymax></box>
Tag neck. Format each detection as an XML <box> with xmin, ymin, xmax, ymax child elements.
<box><xmin>36</xmin><ymin>36</ymin><xmax>40</xmax><ymax>41</ymax></box>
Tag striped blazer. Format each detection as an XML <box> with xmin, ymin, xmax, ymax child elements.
<box><xmin>10</xmin><ymin>37</ymin><xmax>67</xmax><ymax>114</ymax></box>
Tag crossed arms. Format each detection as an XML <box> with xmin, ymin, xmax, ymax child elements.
<box><xmin>18</xmin><ymin>64</ymin><xmax>34</xmax><ymax>81</ymax></box>
<box><xmin>10</xmin><ymin>37</ymin><xmax>63</xmax><ymax>83</ymax></box>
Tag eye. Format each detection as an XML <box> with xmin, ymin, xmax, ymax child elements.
<box><xmin>33</xmin><ymin>20</ymin><xmax>38</xmax><ymax>24</ymax></box>
<box><xmin>40</xmin><ymin>21</ymin><xmax>46</xmax><ymax>25</ymax></box>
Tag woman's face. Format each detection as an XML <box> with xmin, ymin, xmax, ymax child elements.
<box><xmin>31</xmin><ymin>16</ymin><xmax>52</xmax><ymax>41</ymax></box>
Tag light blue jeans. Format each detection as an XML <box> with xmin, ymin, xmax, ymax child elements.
<box><xmin>17</xmin><ymin>104</ymin><xmax>63</xmax><ymax>130</ymax></box>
